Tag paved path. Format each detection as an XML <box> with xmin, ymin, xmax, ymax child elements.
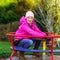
<box><xmin>6</xmin><ymin>55</ymin><xmax>60</xmax><ymax>60</ymax></box>
<box><xmin>0</xmin><ymin>55</ymin><xmax>60</xmax><ymax>60</ymax></box>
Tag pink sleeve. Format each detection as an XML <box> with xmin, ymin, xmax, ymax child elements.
<box><xmin>33</xmin><ymin>24</ymin><xmax>46</xmax><ymax>36</ymax></box>
<box><xmin>23</xmin><ymin>25</ymin><xmax>45</xmax><ymax>37</ymax></box>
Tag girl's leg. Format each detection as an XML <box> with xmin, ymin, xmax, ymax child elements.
<box><xmin>32</xmin><ymin>38</ymin><xmax>41</xmax><ymax>49</ymax></box>
<box><xmin>31</xmin><ymin>38</ymin><xmax>41</xmax><ymax>57</ymax></box>
<box><xmin>18</xmin><ymin>39</ymin><xmax>33</xmax><ymax>48</ymax></box>
<box><xmin>18</xmin><ymin>39</ymin><xmax>33</xmax><ymax>60</ymax></box>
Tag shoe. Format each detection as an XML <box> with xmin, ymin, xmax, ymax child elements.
<box><xmin>13</xmin><ymin>50</ymin><xmax>19</xmax><ymax>57</ymax></box>
<box><xmin>19</xmin><ymin>51</ymin><xmax>26</xmax><ymax>60</ymax></box>
<box><xmin>32</xmin><ymin>52</ymin><xmax>41</xmax><ymax>57</ymax></box>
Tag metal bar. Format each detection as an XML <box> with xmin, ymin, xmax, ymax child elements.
<box><xmin>42</xmin><ymin>40</ymin><xmax>46</xmax><ymax>60</ymax></box>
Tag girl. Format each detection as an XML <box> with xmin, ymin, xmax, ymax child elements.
<box><xmin>14</xmin><ymin>11</ymin><xmax>46</xmax><ymax>60</ymax></box>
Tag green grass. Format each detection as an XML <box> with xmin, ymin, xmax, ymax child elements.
<box><xmin>0</xmin><ymin>41</ymin><xmax>60</xmax><ymax>58</ymax></box>
<box><xmin>0</xmin><ymin>41</ymin><xmax>11</xmax><ymax>58</ymax></box>
<box><xmin>53</xmin><ymin>47</ymin><xmax>60</xmax><ymax>55</ymax></box>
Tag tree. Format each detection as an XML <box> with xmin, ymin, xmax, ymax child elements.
<box><xmin>0</xmin><ymin>0</ymin><xmax>36</xmax><ymax>24</ymax></box>
<box><xmin>33</xmin><ymin>0</ymin><xmax>60</xmax><ymax>33</ymax></box>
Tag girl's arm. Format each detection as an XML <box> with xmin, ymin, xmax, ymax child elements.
<box><xmin>23</xmin><ymin>25</ymin><xmax>45</xmax><ymax>37</ymax></box>
<box><xmin>33</xmin><ymin>24</ymin><xmax>46</xmax><ymax>36</ymax></box>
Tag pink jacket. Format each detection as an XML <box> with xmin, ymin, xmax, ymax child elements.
<box><xmin>14</xmin><ymin>16</ymin><xmax>46</xmax><ymax>40</ymax></box>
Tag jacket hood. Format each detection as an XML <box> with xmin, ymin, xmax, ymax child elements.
<box><xmin>19</xmin><ymin>16</ymin><xmax>36</xmax><ymax>26</ymax></box>
<box><xmin>19</xmin><ymin>16</ymin><xmax>26</xmax><ymax>25</ymax></box>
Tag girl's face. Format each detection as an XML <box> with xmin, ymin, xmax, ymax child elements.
<box><xmin>26</xmin><ymin>16</ymin><xmax>34</xmax><ymax>24</ymax></box>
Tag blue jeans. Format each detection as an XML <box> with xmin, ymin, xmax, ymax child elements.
<box><xmin>18</xmin><ymin>38</ymin><xmax>41</xmax><ymax>49</ymax></box>
<box><xmin>18</xmin><ymin>39</ymin><xmax>33</xmax><ymax>48</ymax></box>
<box><xmin>30</xmin><ymin>38</ymin><xmax>41</xmax><ymax>49</ymax></box>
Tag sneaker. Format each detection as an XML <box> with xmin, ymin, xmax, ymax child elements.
<box><xmin>19</xmin><ymin>51</ymin><xmax>26</xmax><ymax>60</ymax></box>
<box><xmin>32</xmin><ymin>52</ymin><xmax>41</xmax><ymax>57</ymax></box>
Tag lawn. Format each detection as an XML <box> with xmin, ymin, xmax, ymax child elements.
<box><xmin>0</xmin><ymin>41</ymin><xmax>60</xmax><ymax>58</ymax></box>
<box><xmin>0</xmin><ymin>41</ymin><xmax>11</xmax><ymax>58</ymax></box>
